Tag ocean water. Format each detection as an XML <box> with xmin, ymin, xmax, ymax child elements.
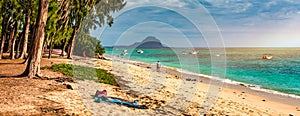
<box><xmin>105</xmin><ymin>48</ymin><xmax>300</xmax><ymax>96</ymax></box>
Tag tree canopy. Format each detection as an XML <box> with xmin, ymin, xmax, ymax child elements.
<box><xmin>0</xmin><ymin>0</ymin><xmax>126</xmax><ymax>77</ymax></box>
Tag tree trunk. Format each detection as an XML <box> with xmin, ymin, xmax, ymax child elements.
<box><xmin>0</xmin><ymin>16</ymin><xmax>10</xmax><ymax>59</ymax></box>
<box><xmin>6</xmin><ymin>26</ymin><xmax>15</xmax><ymax>53</ymax></box>
<box><xmin>42</xmin><ymin>35</ymin><xmax>48</xmax><ymax>52</ymax></box>
<box><xmin>48</xmin><ymin>38</ymin><xmax>53</xmax><ymax>59</ymax></box>
<box><xmin>0</xmin><ymin>4</ymin><xmax>12</xmax><ymax>59</ymax></box>
<box><xmin>67</xmin><ymin>27</ymin><xmax>78</xmax><ymax>59</ymax></box>
<box><xmin>0</xmin><ymin>21</ymin><xmax>7</xmax><ymax>59</ymax></box>
<box><xmin>60</xmin><ymin>39</ymin><xmax>67</xmax><ymax>56</ymax></box>
<box><xmin>10</xmin><ymin>36</ymin><xmax>17</xmax><ymax>59</ymax></box>
<box><xmin>22</xmin><ymin>0</ymin><xmax>48</xmax><ymax>78</ymax></box>
<box><xmin>10</xmin><ymin>22</ymin><xmax>18</xmax><ymax>59</ymax></box>
<box><xmin>19</xmin><ymin>10</ymin><xmax>31</xmax><ymax>59</ymax></box>
<box><xmin>16</xmin><ymin>32</ymin><xmax>23</xmax><ymax>58</ymax></box>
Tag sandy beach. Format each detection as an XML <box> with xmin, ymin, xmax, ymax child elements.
<box><xmin>72</xmin><ymin>56</ymin><xmax>300</xmax><ymax>115</ymax></box>
<box><xmin>0</xmin><ymin>58</ymin><xmax>92</xmax><ymax>115</ymax></box>
<box><xmin>0</xmin><ymin>56</ymin><xmax>299</xmax><ymax>115</ymax></box>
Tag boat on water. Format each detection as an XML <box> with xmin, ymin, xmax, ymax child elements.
<box><xmin>189</xmin><ymin>50</ymin><xmax>197</xmax><ymax>55</ymax></box>
<box><xmin>120</xmin><ymin>49</ymin><xmax>128</xmax><ymax>56</ymax></box>
<box><xmin>137</xmin><ymin>49</ymin><xmax>144</xmax><ymax>54</ymax></box>
<box><xmin>262</xmin><ymin>54</ymin><xmax>273</xmax><ymax>60</ymax></box>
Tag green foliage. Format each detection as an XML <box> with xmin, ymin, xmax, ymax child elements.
<box><xmin>73</xmin><ymin>30</ymin><xmax>105</xmax><ymax>57</ymax></box>
<box><xmin>0</xmin><ymin>0</ymin><xmax>126</xmax><ymax>59</ymax></box>
<box><xmin>45</xmin><ymin>0</ymin><xmax>72</xmax><ymax>49</ymax></box>
<box><xmin>50</xmin><ymin>63</ymin><xmax>73</xmax><ymax>76</ymax></box>
<box><xmin>47</xmin><ymin>63</ymin><xmax>118</xmax><ymax>86</ymax></box>
<box><xmin>95</xmin><ymin>40</ymin><xmax>105</xmax><ymax>55</ymax></box>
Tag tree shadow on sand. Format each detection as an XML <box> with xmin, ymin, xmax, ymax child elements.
<box><xmin>0</xmin><ymin>63</ymin><xmax>26</xmax><ymax>77</ymax></box>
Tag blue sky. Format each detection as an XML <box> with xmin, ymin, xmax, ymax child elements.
<box><xmin>90</xmin><ymin>0</ymin><xmax>300</xmax><ymax>47</ymax></box>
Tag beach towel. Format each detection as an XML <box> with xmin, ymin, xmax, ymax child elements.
<box><xmin>108</xmin><ymin>99</ymin><xmax>148</xmax><ymax>109</ymax></box>
<box><xmin>94</xmin><ymin>90</ymin><xmax>148</xmax><ymax>109</ymax></box>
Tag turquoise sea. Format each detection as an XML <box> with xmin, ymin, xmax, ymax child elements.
<box><xmin>105</xmin><ymin>48</ymin><xmax>300</xmax><ymax>96</ymax></box>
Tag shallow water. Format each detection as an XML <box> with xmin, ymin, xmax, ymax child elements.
<box><xmin>105</xmin><ymin>48</ymin><xmax>300</xmax><ymax>96</ymax></box>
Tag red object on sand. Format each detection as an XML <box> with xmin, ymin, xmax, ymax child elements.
<box><xmin>101</xmin><ymin>90</ymin><xmax>107</xmax><ymax>96</ymax></box>
<box><xmin>95</xmin><ymin>90</ymin><xmax>107</xmax><ymax>97</ymax></box>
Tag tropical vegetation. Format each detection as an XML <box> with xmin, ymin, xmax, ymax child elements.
<box><xmin>0</xmin><ymin>0</ymin><xmax>126</xmax><ymax>77</ymax></box>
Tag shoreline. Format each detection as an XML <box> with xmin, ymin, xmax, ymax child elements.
<box><xmin>176</xmin><ymin>68</ymin><xmax>300</xmax><ymax>99</ymax></box>
<box><xmin>104</xmin><ymin>54</ymin><xmax>300</xmax><ymax>107</ymax></box>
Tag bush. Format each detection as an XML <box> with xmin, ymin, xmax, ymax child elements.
<box><xmin>46</xmin><ymin>63</ymin><xmax>118</xmax><ymax>86</ymax></box>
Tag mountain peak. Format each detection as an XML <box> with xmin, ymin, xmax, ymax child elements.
<box><xmin>112</xmin><ymin>36</ymin><xmax>168</xmax><ymax>48</ymax></box>
<box><xmin>135</xmin><ymin>36</ymin><xmax>166</xmax><ymax>48</ymax></box>
<box><xmin>142</xmin><ymin>36</ymin><xmax>160</xmax><ymax>43</ymax></box>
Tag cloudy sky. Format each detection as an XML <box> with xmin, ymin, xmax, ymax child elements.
<box><xmin>90</xmin><ymin>0</ymin><xmax>300</xmax><ymax>47</ymax></box>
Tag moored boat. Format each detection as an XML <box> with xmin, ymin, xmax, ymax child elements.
<box><xmin>262</xmin><ymin>54</ymin><xmax>273</xmax><ymax>60</ymax></box>
<box><xmin>137</xmin><ymin>49</ymin><xmax>144</xmax><ymax>54</ymax></box>
<box><xmin>190</xmin><ymin>50</ymin><xmax>197</xmax><ymax>55</ymax></box>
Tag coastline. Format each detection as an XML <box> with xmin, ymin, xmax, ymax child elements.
<box><xmin>100</xmin><ymin>54</ymin><xmax>300</xmax><ymax>113</ymax></box>
<box><xmin>174</xmin><ymin>68</ymin><xmax>300</xmax><ymax>101</ymax></box>
<box><xmin>105</xmin><ymin>54</ymin><xmax>300</xmax><ymax>101</ymax></box>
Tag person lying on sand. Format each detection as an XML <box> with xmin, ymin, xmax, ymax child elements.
<box><xmin>94</xmin><ymin>90</ymin><xmax>109</xmax><ymax>102</ymax></box>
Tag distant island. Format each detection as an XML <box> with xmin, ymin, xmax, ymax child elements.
<box><xmin>110</xmin><ymin>36</ymin><xmax>169</xmax><ymax>49</ymax></box>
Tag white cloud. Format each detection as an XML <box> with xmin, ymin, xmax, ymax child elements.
<box><xmin>234</xmin><ymin>2</ymin><xmax>252</xmax><ymax>13</ymax></box>
<box><xmin>163</xmin><ymin>0</ymin><xmax>187</xmax><ymax>8</ymax></box>
<box><xmin>283</xmin><ymin>0</ymin><xmax>300</xmax><ymax>4</ymax></box>
<box><xmin>205</xmin><ymin>0</ymin><xmax>252</xmax><ymax>13</ymax></box>
<box><xmin>265</xmin><ymin>1</ymin><xmax>277</xmax><ymax>8</ymax></box>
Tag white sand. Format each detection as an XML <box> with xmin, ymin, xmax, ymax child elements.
<box><xmin>72</xmin><ymin>56</ymin><xmax>300</xmax><ymax>115</ymax></box>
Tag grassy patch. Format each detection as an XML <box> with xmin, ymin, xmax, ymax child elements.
<box><xmin>43</xmin><ymin>63</ymin><xmax>118</xmax><ymax>86</ymax></box>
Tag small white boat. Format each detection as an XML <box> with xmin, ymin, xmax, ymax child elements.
<box><xmin>137</xmin><ymin>49</ymin><xmax>143</xmax><ymax>54</ymax></box>
<box><xmin>190</xmin><ymin>50</ymin><xmax>197</xmax><ymax>55</ymax></box>
<box><xmin>120</xmin><ymin>49</ymin><xmax>128</xmax><ymax>56</ymax></box>
<box><xmin>262</xmin><ymin>54</ymin><xmax>273</xmax><ymax>60</ymax></box>
<box><xmin>266</xmin><ymin>56</ymin><xmax>273</xmax><ymax>59</ymax></box>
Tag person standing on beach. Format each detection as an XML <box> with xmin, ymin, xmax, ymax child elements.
<box><xmin>156</xmin><ymin>61</ymin><xmax>161</xmax><ymax>72</ymax></box>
